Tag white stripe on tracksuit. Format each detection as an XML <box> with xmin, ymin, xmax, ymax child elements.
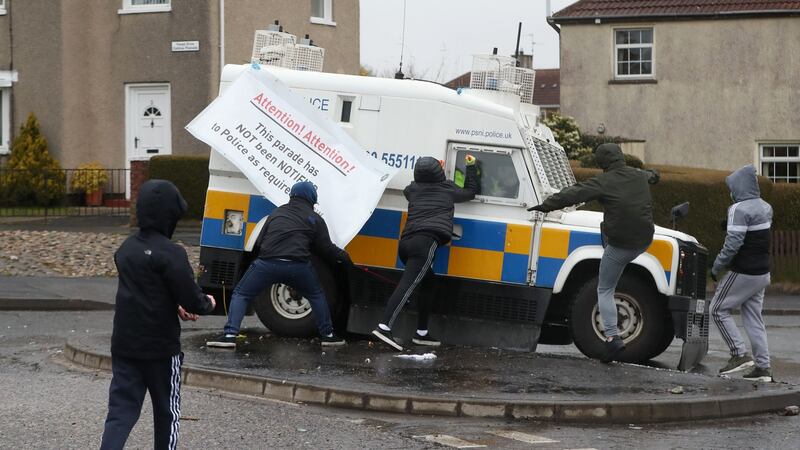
<box><xmin>388</xmin><ymin>241</ymin><xmax>438</xmax><ymax>327</ymax></box>
<box><xmin>168</xmin><ymin>354</ymin><xmax>181</xmax><ymax>450</ymax></box>
<box><xmin>711</xmin><ymin>271</ymin><xmax>771</xmax><ymax>368</ymax></box>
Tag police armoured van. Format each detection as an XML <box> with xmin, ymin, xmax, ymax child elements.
<box><xmin>198</xmin><ymin>27</ymin><xmax>709</xmax><ymax>368</ymax></box>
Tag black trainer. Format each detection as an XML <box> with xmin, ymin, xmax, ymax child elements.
<box><xmin>206</xmin><ymin>334</ymin><xmax>237</xmax><ymax>349</ymax></box>
<box><xmin>321</xmin><ymin>334</ymin><xmax>346</xmax><ymax>347</ymax></box>
<box><xmin>742</xmin><ymin>366</ymin><xmax>773</xmax><ymax>382</ymax></box>
<box><xmin>600</xmin><ymin>335</ymin><xmax>625</xmax><ymax>363</ymax></box>
<box><xmin>371</xmin><ymin>328</ymin><xmax>403</xmax><ymax>351</ymax></box>
<box><xmin>412</xmin><ymin>332</ymin><xmax>441</xmax><ymax>347</ymax></box>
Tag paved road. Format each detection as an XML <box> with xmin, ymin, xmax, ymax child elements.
<box><xmin>1</xmin><ymin>310</ymin><xmax>798</xmax><ymax>449</ymax></box>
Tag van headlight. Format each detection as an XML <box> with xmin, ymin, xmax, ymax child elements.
<box><xmin>223</xmin><ymin>210</ymin><xmax>244</xmax><ymax>236</ymax></box>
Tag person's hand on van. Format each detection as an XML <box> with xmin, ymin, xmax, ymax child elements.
<box><xmin>527</xmin><ymin>204</ymin><xmax>547</xmax><ymax>212</ymax></box>
<box><xmin>465</xmin><ymin>154</ymin><xmax>477</xmax><ymax>166</ymax></box>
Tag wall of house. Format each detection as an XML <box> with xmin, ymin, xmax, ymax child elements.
<box><xmin>225</xmin><ymin>0</ymin><xmax>360</xmax><ymax>75</ymax></box>
<box><xmin>560</xmin><ymin>17</ymin><xmax>800</xmax><ymax>171</ymax></box>
<box><xmin>0</xmin><ymin>5</ymin><xmax>10</xmax><ymax>70</ymax></box>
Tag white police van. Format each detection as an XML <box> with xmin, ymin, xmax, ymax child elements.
<box><xmin>198</xmin><ymin>27</ymin><xmax>709</xmax><ymax>368</ymax></box>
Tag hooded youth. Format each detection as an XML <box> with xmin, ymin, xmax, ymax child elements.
<box><xmin>712</xmin><ymin>165</ymin><xmax>772</xmax><ymax>276</ymax></box>
<box><xmin>535</xmin><ymin>143</ymin><xmax>659</xmax><ymax>249</ymax></box>
<box><xmin>256</xmin><ymin>181</ymin><xmax>349</xmax><ymax>265</ymax></box>
<box><xmin>111</xmin><ymin>180</ymin><xmax>214</xmax><ymax>359</ymax></box>
<box><xmin>401</xmin><ymin>156</ymin><xmax>479</xmax><ymax>244</ymax></box>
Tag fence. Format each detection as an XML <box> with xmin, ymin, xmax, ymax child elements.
<box><xmin>0</xmin><ymin>168</ymin><xmax>130</xmax><ymax>217</ymax></box>
<box><xmin>772</xmin><ymin>230</ymin><xmax>800</xmax><ymax>281</ymax></box>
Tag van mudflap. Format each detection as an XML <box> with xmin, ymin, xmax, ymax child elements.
<box><xmin>669</xmin><ymin>295</ymin><xmax>709</xmax><ymax>371</ymax></box>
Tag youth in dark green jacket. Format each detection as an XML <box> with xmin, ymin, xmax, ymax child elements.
<box><xmin>529</xmin><ymin>143</ymin><xmax>659</xmax><ymax>362</ymax></box>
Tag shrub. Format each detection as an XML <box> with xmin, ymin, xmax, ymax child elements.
<box><xmin>70</xmin><ymin>162</ymin><xmax>109</xmax><ymax>192</ymax></box>
<box><xmin>148</xmin><ymin>155</ymin><xmax>210</xmax><ymax>219</ymax></box>
<box><xmin>580</xmin><ymin>133</ymin><xmax>628</xmax><ymax>151</ymax></box>
<box><xmin>0</xmin><ymin>113</ymin><xmax>65</xmax><ymax>206</ymax></box>
<box><xmin>541</xmin><ymin>113</ymin><xmax>588</xmax><ymax>159</ymax></box>
<box><xmin>572</xmin><ymin>165</ymin><xmax>800</xmax><ymax>281</ymax></box>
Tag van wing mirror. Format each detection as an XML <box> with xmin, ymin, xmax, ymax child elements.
<box><xmin>670</xmin><ymin>202</ymin><xmax>690</xmax><ymax>229</ymax></box>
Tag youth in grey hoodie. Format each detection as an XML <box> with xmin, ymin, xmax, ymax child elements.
<box><xmin>712</xmin><ymin>165</ymin><xmax>772</xmax><ymax>277</ymax></box>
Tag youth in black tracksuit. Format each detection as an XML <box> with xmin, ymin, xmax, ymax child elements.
<box><xmin>101</xmin><ymin>180</ymin><xmax>215</xmax><ymax>450</ymax></box>
<box><xmin>372</xmin><ymin>155</ymin><xmax>478</xmax><ymax>350</ymax></box>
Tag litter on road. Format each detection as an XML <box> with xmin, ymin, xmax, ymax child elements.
<box><xmin>394</xmin><ymin>353</ymin><xmax>437</xmax><ymax>361</ymax></box>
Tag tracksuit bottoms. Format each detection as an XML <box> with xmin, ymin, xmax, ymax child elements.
<box><xmin>381</xmin><ymin>234</ymin><xmax>438</xmax><ymax>330</ymax></box>
<box><xmin>100</xmin><ymin>353</ymin><xmax>183</xmax><ymax>450</ymax></box>
<box><xmin>711</xmin><ymin>271</ymin><xmax>771</xmax><ymax>369</ymax></box>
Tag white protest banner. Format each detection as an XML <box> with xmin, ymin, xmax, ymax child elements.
<box><xmin>186</xmin><ymin>69</ymin><xmax>397</xmax><ymax>247</ymax></box>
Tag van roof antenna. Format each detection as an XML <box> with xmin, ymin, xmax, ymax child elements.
<box><xmin>395</xmin><ymin>0</ymin><xmax>407</xmax><ymax>79</ymax></box>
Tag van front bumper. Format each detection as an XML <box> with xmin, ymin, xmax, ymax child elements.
<box><xmin>668</xmin><ymin>295</ymin><xmax>709</xmax><ymax>371</ymax></box>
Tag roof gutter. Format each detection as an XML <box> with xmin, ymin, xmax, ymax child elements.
<box><xmin>552</xmin><ymin>9</ymin><xmax>800</xmax><ymax>24</ymax></box>
<box><xmin>547</xmin><ymin>16</ymin><xmax>561</xmax><ymax>34</ymax></box>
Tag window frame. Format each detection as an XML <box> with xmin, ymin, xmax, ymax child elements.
<box><xmin>310</xmin><ymin>0</ymin><xmax>336</xmax><ymax>26</ymax></box>
<box><xmin>447</xmin><ymin>144</ymin><xmax>527</xmax><ymax>207</ymax></box>
<box><xmin>0</xmin><ymin>87</ymin><xmax>10</xmax><ymax>154</ymax></box>
<box><xmin>759</xmin><ymin>143</ymin><xmax>800</xmax><ymax>183</ymax></box>
<box><xmin>118</xmin><ymin>0</ymin><xmax>171</xmax><ymax>15</ymax></box>
<box><xmin>613</xmin><ymin>27</ymin><xmax>655</xmax><ymax>80</ymax></box>
<box><xmin>0</xmin><ymin>0</ymin><xmax>6</xmax><ymax>15</ymax></box>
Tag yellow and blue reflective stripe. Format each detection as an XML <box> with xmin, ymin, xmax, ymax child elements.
<box><xmin>535</xmin><ymin>226</ymin><xmax>673</xmax><ymax>288</ymax></box>
<box><xmin>201</xmin><ymin>190</ymin><xmax>533</xmax><ymax>285</ymax></box>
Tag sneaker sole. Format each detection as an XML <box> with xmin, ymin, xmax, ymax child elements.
<box><xmin>372</xmin><ymin>330</ymin><xmax>403</xmax><ymax>351</ymax></box>
<box><xmin>206</xmin><ymin>342</ymin><xmax>236</xmax><ymax>349</ymax></box>
<box><xmin>719</xmin><ymin>360</ymin><xmax>754</xmax><ymax>375</ymax></box>
<box><xmin>321</xmin><ymin>341</ymin><xmax>346</xmax><ymax>347</ymax></box>
<box><xmin>743</xmin><ymin>376</ymin><xmax>773</xmax><ymax>382</ymax></box>
<box><xmin>412</xmin><ymin>338</ymin><xmax>441</xmax><ymax>346</ymax></box>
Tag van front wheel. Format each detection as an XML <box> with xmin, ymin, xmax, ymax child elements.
<box><xmin>570</xmin><ymin>274</ymin><xmax>672</xmax><ymax>363</ymax></box>
<box><xmin>252</xmin><ymin>257</ymin><xmax>340</xmax><ymax>337</ymax></box>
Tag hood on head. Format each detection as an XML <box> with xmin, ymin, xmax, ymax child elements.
<box><xmin>136</xmin><ymin>179</ymin><xmax>187</xmax><ymax>239</ymax></box>
<box><xmin>290</xmin><ymin>181</ymin><xmax>318</xmax><ymax>204</ymax></box>
<box><xmin>726</xmin><ymin>165</ymin><xmax>760</xmax><ymax>202</ymax></box>
<box><xmin>414</xmin><ymin>156</ymin><xmax>445</xmax><ymax>183</ymax></box>
<box><xmin>595</xmin><ymin>143</ymin><xmax>625</xmax><ymax>171</ymax></box>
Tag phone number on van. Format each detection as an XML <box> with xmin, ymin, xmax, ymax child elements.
<box><xmin>368</xmin><ymin>151</ymin><xmax>417</xmax><ymax>170</ymax></box>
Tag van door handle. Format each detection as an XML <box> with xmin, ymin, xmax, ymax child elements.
<box><xmin>134</xmin><ymin>137</ymin><xmax>139</xmax><ymax>148</ymax></box>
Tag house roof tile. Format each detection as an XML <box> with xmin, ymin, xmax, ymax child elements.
<box><xmin>553</xmin><ymin>0</ymin><xmax>800</xmax><ymax>21</ymax></box>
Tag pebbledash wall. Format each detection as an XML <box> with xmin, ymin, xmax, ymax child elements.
<box><xmin>556</xmin><ymin>16</ymin><xmax>800</xmax><ymax>172</ymax></box>
<box><xmin>0</xmin><ymin>0</ymin><xmax>359</xmax><ymax>192</ymax></box>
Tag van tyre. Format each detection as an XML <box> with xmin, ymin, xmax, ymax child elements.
<box><xmin>570</xmin><ymin>274</ymin><xmax>672</xmax><ymax>363</ymax></box>
<box><xmin>253</xmin><ymin>256</ymin><xmax>341</xmax><ymax>337</ymax></box>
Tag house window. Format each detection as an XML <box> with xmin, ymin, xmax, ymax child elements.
<box><xmin>310</xmin><ymin>0</ymin><xmax>336</xmax><ymax>26</ymax></box>
<box><xmin>0</xmin><ymin>88</ymin><xmax>10</xmax><ymax>154</ymax></box>
<box><xmin>0</xmin><ymin>0</ymin><xmax>6</xmax><ymax>15</ymax></box>
<box><xmin>119</xmin><ymin>0</ymin><xmax>171</xmax><ymax>14</ymax></box>
<box><xmin>760</xmin><ymin>144</ymin><xmax>800</xmax><ymax>183</ymax></box>
<box><xmin>615</xmin><ymin>28</ymin><xmax>654</xmax><ymax>78</ymax></box>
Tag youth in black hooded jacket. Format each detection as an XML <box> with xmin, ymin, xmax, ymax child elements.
<box><xmin>111</xmin><ymin>180</ymin><xmax>214</xmax><ymax>359</ymax></box>
<box><xmin>401</xmin><ymin>157</ymin><xmax>479</xmax><ymax>244</ymax></box>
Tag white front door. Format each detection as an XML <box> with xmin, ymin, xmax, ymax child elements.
<box><xmin>125</xmin><ymin>84</ymin><xmax>171</xmax><ymax>197</ymax></box>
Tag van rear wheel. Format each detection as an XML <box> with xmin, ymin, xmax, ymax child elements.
<box><xmin>253</xmin><ymin>257</ymin><xmax>340</xmax><ymax>337</ymax></box>
<box><xmin>570</xmin><ymin>274</ymin><xmax>672</xmax><ymax>363</ymax></box>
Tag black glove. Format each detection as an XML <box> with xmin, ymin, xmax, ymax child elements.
<box><xmin>338</xmin><ymin>252</ymin><xmax>354</xmax><ymax>268</ymax></box>
<box><xmin>527</xmin><ymin>204</ymin><xmax>547</xmax><ymax>212</ymax></box>
<box><xmin>710</xmin><ymin>272</ymin><xmax>718</xmax><ymax>282</ymax></box>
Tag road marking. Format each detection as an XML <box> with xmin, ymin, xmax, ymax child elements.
<box><xmin>487</xmin><ymin>430</ymin><xmax>559</xmax><ymax>444</ymax></box>
<box><xmin>564</xmin><ymin>448</ymin><xmax>598</xmax><ymax>450</ymax></box>
<box><xmin>413</xmin><ymin>434</ymin><xmax>486</xmax><ymax>448</ymax></box>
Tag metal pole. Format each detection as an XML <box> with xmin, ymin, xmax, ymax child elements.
<box><xmin>514</xmin><ymin>22</ymin><xmax>522</xmax><ymax>66</ymax></box>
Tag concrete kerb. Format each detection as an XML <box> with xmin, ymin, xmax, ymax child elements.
<box><xmin>64</xmin><ymin>342</ymin><xmax>800</xmax><ymax>424</ymax></box>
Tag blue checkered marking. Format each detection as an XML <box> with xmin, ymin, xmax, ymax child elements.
<box><xmin>248</xmin><ymin>196</ymin><xmax>276</xmax><ymax>223</ymax></box>
<box><xmin>201</xmin><ymin>218</ymin><xmax>245</xmax><ymax>250</ymax></box>
<box><xmin>359</xmin><ymin>208</ymin><xmax>403</xmax><ymax>239</ymax></box>
<box><xmin>568</xmin><ymin>231</ymin><xmax>602</xmax><ymax>253</ymax></box>
<box><xmin>501</xmin><ymin>253</ymin><xmax>529</xmax><ymax>283</ymax></box>
<box><xmin>535</xmin><ymin>256</ymin><xmax>564</xmax><ymax>288</ymax></box>
<box><xmin>451</xmin><ymin>217</ymin><xmax>506</xmax><ymax>252</ymax></box>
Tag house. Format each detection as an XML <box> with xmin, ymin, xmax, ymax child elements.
<box><xmin>551</xmin><ymin>0</ymin><xmax>800</xmax><ymax>182</ymax></box>
<box><xmin>0</xmin><ymin>0</ymin><xmax>359</xmax><ymax>191</ymax></box>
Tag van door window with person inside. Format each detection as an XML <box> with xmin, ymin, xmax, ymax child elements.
<box><xmin>454</xmin><ymin>150</ymin><xmax>520</xmax><ymax>199</ymax></box>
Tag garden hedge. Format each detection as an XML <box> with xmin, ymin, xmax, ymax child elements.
<box><xmin>148</xmin><ymin>155</ymin><xmax>210</xmax><ymax>219</ymax></box>
<box><xmin>573</xmin><ymin>164</ymin><xmax>800</xmax><ymax>281</ymax></box>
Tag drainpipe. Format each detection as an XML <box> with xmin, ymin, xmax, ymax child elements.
<box><xmin>546</xmin><ymin>0</ymin><xmax>560</xmax><ymax>34</ymax></box>
<box><xmin>219</xmin><ymin>0</ymin><xmax>225</xmax><ymax>77</ymax></box>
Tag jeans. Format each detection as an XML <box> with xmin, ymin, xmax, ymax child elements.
<box><xmin>597</xmin><ymin>244</ymin><xmax>648</xmax><ymax>338</ymax></box>
<box><xmin>223</xmin><ymin>258</ymin><xmax>333</xmax><ymax>336</ymax></box>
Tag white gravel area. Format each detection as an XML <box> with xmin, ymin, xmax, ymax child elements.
<box><xmin>0</xmin><ymin>230</ymin><xmax>200</xmax><ymax>277</ymax></box>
